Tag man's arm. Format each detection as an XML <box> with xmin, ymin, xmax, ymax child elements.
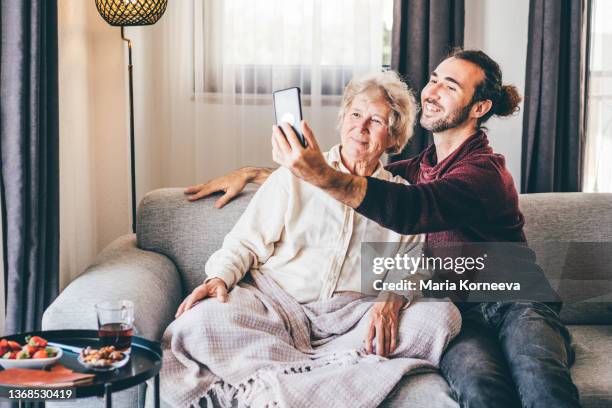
<box><xmin>274</xmin><ymin>121</ymin><xmax>514</xmax><ymax>236</ymax></box>
<box><xmin>185</xmin><ymin>121</ymin><xmax>367</xmax><ymax>209</ymax></box>
<box><xmin>184</xmin><ymin>166</ymin><xmax>275</xmax><ymax>207</ymax></box>
<box><xmin>318</xmin><ymin>170</ymin><xmax>368</xmax><ymax>209</ymax></box>
<box><xmin>354</xmin><ymin>161</ymin><xmax>513</xmax><ymax>235</ymax></box>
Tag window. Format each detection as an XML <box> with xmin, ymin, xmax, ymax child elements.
<box><xmin>584</xmin><ymin>0</ymin><xmax>612</xmax><ymax>192</ymax></box>
<box><xmin>382</xmin><ymin>0</ymin><xmax>393</xmax><ymax>67</ymax></box>
<box><xmin>194</xmin><ymin>0</ymin><xmax>393</xmax><ymax>97</ymax></box>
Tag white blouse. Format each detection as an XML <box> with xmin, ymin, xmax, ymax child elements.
<box><xmin>205</xmin><ymin>144</ymin><xmax>426</xmax><ymax>304</ymax></box>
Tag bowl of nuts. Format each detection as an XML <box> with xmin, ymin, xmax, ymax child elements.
<box><xmin>78</xmin><ymin>346</ymin><xmax>129</xmax><ymax>371</ymax></box>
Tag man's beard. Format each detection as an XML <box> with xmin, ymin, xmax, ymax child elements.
<box><xmin>420</xmin><ymin>101</ymin><xmax>472</xmax><ymax>133</ymax></box>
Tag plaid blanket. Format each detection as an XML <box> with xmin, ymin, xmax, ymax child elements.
<box><xmin>160</xmin><ymin>271</ymin><xmax>461</xmax><ymax>407</ymax></box>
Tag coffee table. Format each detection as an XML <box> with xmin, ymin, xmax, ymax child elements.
<box><xmin>0</xmin><ymin>329</ymin><xmax>162</xmax><ymax>407</ymax></box>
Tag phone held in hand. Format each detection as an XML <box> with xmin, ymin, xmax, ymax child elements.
<box><xmin>273</xmin><ymin>87</ymin><xmax>306</xmax><ymax>147</ymax></box>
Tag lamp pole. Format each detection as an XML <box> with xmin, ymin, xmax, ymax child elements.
<box><xmin>95</xmin><ymin>0</ymin><xmax>168</xmax><ymax>233</ymax></box>
<box><xmin>121</xmin><ymin>26</ymin><xmax>137</xmax><ymax>233</ymax></box>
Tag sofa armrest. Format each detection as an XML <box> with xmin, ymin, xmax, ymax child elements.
<box><xmin>43</xmin><ymin>234</ymin><xmax>182</xmax><ymax>341</ymax></box>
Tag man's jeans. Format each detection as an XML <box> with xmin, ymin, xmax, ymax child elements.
<box><xmin>440</xmin><ymin>301</ymin><xmax>581</xmax><ymax>408</ymax></box>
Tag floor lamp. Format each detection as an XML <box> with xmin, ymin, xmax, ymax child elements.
<box><xmin>95</xmin><ymin>0</ymin><xmax>168</xmax><ymax>233</ymax></box>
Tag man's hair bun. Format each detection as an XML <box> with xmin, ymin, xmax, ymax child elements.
<box><xmin>494</xmin><ymin>84</ymin><xmax>522</xmax><ymax>117</ymax></box>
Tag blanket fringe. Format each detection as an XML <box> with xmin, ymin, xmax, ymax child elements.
<box><xmin>199</xmin><ymin>350</ymin><xmax>384</xmax><ymax>407</ymax></box>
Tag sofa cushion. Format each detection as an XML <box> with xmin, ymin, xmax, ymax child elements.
<box><xmin>519</xmin><ymin>193</ymin><xmax>612</xmax><ymax>324</ymax></box>
<box><xmin>137</xmin><ymin>187</ymin><xmax>258</xmax><ymax>294</ymax></box>
<box><xmin>569</xmin><ymin>325</ymin><xmax>612</xmax><ymax>408</ymax></box>
<box><xmin>521</xmin><ymin>193</ymin><xmax>612</xmax><ymax>242</ymax></box>
<box><xmin>381</xmin><ymin>372</ymin><xmax>458</xmax><ymax>407</ymax></box>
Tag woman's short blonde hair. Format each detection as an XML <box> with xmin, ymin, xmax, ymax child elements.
<box><xmin>338</xmin><ymin>71</ymin><xmax>417</xmax><ymax>154</ymax></box>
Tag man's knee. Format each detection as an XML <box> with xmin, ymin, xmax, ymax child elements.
<box><xmin>500</xmin><ymin>301</ymin><xmax>562</xmax><ymax>324</ymax></box>
<box><xmin>441</xmin><ymin>344</ymin><xmax>521</xmax><ymax>408</ymax></box>
<box><xmin>501</xmin><ymin>301</ymin><xmax>572</xmax><ymax>353</ymax></box>
<box><xmin>439</xmin><ymin>322</ymin><xmax>523</xmax><ymax>408</ymax></box>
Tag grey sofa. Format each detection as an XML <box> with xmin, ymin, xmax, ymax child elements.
<box><xmin>43</xmin><ymin>188</ymin><xmax>612</xmax><ymax>407</ymax></box>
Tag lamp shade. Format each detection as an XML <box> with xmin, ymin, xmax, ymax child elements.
<box><xmin>95</xmin><ymin>0</ymin><xmax>168</xmax><ymax>26</ymax></box>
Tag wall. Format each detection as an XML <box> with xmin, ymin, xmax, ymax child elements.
<box><xmin>464</xmin><ymin>0</ymin><xmax>530</xmax><ymax>186</ymax></box>
<box><xmin>58</xmin><ymin>0</ymin><xmax>130</xmax><ymax>290</ymax></box>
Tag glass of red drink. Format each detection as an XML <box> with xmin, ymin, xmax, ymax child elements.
<box><xmin>95</xmin><ymin>300</ymin><xmax>135</xmax><ymax>352</ymax></box>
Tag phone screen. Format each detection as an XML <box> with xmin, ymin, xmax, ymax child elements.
<box><xmin>273</xmin><ymin>87</ymin><xmax>306</xmax><ymax>147</ymax></box>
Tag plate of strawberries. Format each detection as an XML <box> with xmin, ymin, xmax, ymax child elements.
<box><xmin>0</xmin><ymin>335</ymin><xmax>62</xmax><ymax>369</ymax></box>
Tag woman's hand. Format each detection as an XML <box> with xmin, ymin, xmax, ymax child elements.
<box><xmin>365</xmin><ymin>292</ymin><xmax>406</xmax><ymax>357</ymax></box>
<box><xmin>271</xmin><ymin>121</ymin><xmax>333</xmax><ymax>187</ymax></box>
<box><xmin>175</xmin><ymin>278</ymin><xmax>228</xmax><ymax>318</ymax></box>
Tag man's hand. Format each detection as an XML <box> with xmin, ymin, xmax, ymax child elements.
<box><xmin>184</xmin><ymin>167</ymin><xmax>273</xmax><ymax>208</ymax></box>
<box><xmin>272</xmin><ymin>120</ymin><xmax>367</xmax><ymax>209</ymax></box>
<box><xmin>175</xmin><ymin>278</ymin><xmax>228</xmax><ymax>318</ymax></box>
<box><xmin>271</xmin><ymin>121</ymin><xmax>333</xmax><ymax>187</ymax></box>
<box><xmin>365</xmin><ymin>292</ymin><xmax>406</xmax><ymax>357</ymax></box>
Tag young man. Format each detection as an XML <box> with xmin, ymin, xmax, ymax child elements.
<box><xmin>185</xmin><ymin>49</ymin><xmax>581</xmax><ymax>407</ymax></box>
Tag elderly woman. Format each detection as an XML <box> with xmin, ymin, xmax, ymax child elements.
<box><xmin>161</xmin><ymin>71</ymin><xmax>461</xmax><ymax>408</ymax></box>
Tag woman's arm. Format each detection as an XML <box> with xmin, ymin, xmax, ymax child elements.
<box><xmin>203</xmin><ymin>168</ymin><xmax>289</xmax><ymax>289</ymax></box>
<box><xmin>176</xmin><ymin>169</ymin><xmax>289</xmax><ymax>317</ymax></box>
<box><xmin>184</xmin><ymin>166</ymin><xmax>275</xmax><ymax>207</ymax></box>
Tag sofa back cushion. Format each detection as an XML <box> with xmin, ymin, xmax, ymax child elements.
<box><xmin>138</xmin><ymin>188</ymin><xmax>612</xmax><ymax>324</ymax></box>
<box><xmin>137</xmin><ymin>187</ymin><xmax>257</xmax><ymax>294</ymax></box>
<box><xmin>520</xmin><ymin>193</ymin><xmax>612</xmax><ymax>324</ymax></box>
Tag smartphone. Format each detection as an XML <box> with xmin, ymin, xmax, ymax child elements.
<box><xmin>273</xmin><ymin>87</ymin><xmax>306</xmax><ymax>147</ymax></box>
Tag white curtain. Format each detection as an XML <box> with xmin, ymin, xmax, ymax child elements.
<box><xmin>584</xmin><ymin>0</ymin><xmax>612</xmax><ymax>192</ymax></box>
<box><xmin>195</xmin><ymin>0</ymin><xmax>383</xmax><ymax>97</ymax></box>
<box><xmin>58</xmin><ymin>0</ymin><xmax>131</xmax><ymax>290</ymax></box>
<box><xmin>130</xmin><ymin>0</ymin><xmax>384</xmax><ymax>200</ymax></box>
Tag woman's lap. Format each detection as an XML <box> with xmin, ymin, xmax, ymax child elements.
<box><xmin>316</xmin><ymin>299</ymin><xmax>461</xmax><ymax>365</ymax></box>
<box><xmin>162</xmin><ymin>289</ymin><xmax>461</xmax><ymax>406</ymax></box>
<box><xmin>169</xmin><ymin>290</ymin><xmax>461</xmax><ymax>372</ymax></box>
<box><xmin>166</xmin><ymin>284</ymin><xmax>309</xmax><ymax>381</ymax></box>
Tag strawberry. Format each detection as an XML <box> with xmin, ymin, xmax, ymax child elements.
<box><xmin>16</xmin><ymin>350</ymin><xmax>30</xmax><ymax>359</ymax></box>
<box><xmin>27</xmin><ymin>336</ymin><xmax>48</xmax><ymax>348</ymax></box>
<box><xmin>2</xmin><ymin>351</ymin><xmax>17</xmax><ymax>359</ymax></box>
<box><xmin>0</xmin><ymin>346</ymin><xmax>8</xmax><ymax>357</ymax></box>
<box><xmin>0</xmin><ymin>339</ymin><xmax>8</xmax><ymax>348</ymax></box>
<box><xmin>24</xmin><ymin>345</ymin><xmax>38</xmax><ymax>355</ymax></box>
<box><xmin>7</xmin><ymin>341</ymin><xmax>21</xmax><ymax>351</ymax></box>
<box><xmin>32</xmin><ymin>349</ymin><xmax>48</xmax><ymax>359</ymax></box>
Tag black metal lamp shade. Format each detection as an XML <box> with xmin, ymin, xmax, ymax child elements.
<box><xmin>95</xmin><ymin>0</ymin><xmax>168</xmax><ymax>26</ymax></box>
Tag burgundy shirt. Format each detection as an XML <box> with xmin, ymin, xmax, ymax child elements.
<box><xmin>356</xmin><ymin>130</ymin><xmax>526</xmax><ymax>244</ymax></box>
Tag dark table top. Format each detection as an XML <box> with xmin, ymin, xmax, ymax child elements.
<box><xmin>0</xmin><ymin>329</ymin><xmax>162</xmax><ymax>398</ymax></box>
